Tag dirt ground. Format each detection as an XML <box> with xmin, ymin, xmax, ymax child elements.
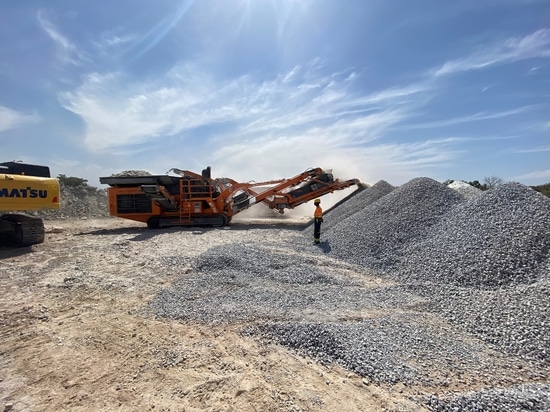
<box><xmin>1</xmin><ymin>217</ymin><xmax>435</xmax><ymax>411</ymax></box>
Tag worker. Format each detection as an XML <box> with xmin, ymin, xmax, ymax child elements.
<box><xmin>313</xmin><ymin>198</ymin><xmax>323</xmax><ymax>244</ymax></box>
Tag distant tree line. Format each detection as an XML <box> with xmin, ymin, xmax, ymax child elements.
<box><xmin>532</xmin><ymin>183</ymin><xmax>550</xmax><ymax>198</ymax></box>
<box><xmin>442</xmin><ymin>175</ymin><xmax>504</xmax><ymax>191</ymax></box>
<box><xmin>57</xmin><ymin>174</ymin><xmax>88</xmax><ymax>187</ymax></box>
<box><xmin>443</xmin><ymin>175</ymin><xmax>550</xmax><ymax>198</ymax></box>
<box><xmin>56</xmin><ymin>174</ymin><xmax>99</xmax><ymax>195</ymax></box>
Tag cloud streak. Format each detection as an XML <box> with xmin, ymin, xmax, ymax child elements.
<box><xmin>125</xmin><ymin>0</ymin><xmax>195</xmax><ymax>62</ymax></box>
<box><xmin>512</xmin><ymin>145</ymin><xmax>550</xmax><ymax>153</ymax></box>
<box><xmin>0</xmin><ymin>106</ymin><xmax>41</xmax><ymax>134</ymax></box>
<box><xmin>511</xmin><ymin>169</ymin><xmax>550</xmax><ymax>181</ymax></box>
<box><xmin>37</xmin><ymin>9</ymin><xmax>88</xmax><ymax>65</ymax></box>
<box><xmin>432</xmin><ymin>29</ymin><xmax>550</xmax><ymax>77</ymax></box>
<box><xmin>60</xmin><ymin>63</ymin><xmax>429</xmax><ymax>153</ymax></box>
<box><xmin>404</xmin><ymin>106</ymin><xmax>535</xmax><ymax>129</ymax></box>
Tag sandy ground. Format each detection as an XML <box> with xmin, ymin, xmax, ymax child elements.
<box><xmin>1</xmin><ymin>216</ymin><xmax>430</xmax><ymax>412</ymax></box>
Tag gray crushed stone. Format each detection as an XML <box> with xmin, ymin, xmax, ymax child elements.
<box><xmin>404</xmin><ymin>281</ymin><xmax>550</xmax><ymax>366</ymax></box>
<box><xmin>383</xmin><ymin>183</ymin><xmax>550</xmax><ymax>366</ymax></box>
<box><xmin>150</xmin><ymin>177</ymin><xmax>550</xmax><ymax>411</ymax></box>
<box><xmin>324</xmin><ymin>177</ymin><xmax>465</xmax><ymax>271</ymax></box>
<box><xmin>319</xmin><ymin>179</ymin><xmax>395</xmax><ymax>232</ymax></box>
<box><xmin>150</xmin><ymin>244</ymin><xmax>426</xmax><ymax>324</ymax></box>
<box><xmin>398</xmin><ymin>182</ymin><xmax>550</xmax><ymax>288</ymax></box>
<box><xmin>242</xmin><ymin>313</ymin><xmax>514</xmax><ymax>386</ymax></box>
<box><xmin>448</xmin><ymin>180</ymin><xmax>483</xmax><ymax>200</ymax></box>
<box><xmin>425</xmin><ymin>383</ymin><xmax>550</xmax><ymax>412</ymax></box>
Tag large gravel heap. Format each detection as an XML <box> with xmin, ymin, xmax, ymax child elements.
<box><xmin>398</xmin><ymin>181</ymin><xmax>550</xmax><ymax>287</ymax></box>
<box><xmin>150</xmin><ymin>177</ymin><xmax>549</xmax><ymax>411</ymax></box>
<box><xmin>320</xmin><ymin>179</ymin><xmax>395</xmax><ymax>232</ymax></box>
<box><xmin>324</xmin><ymin>178</ymin><xmax>466</xmax><ymax>272</ymax></box>
<box><xmin>447</xmin><ymin>180</ymin><xmax>483</xmax><ymax>200</ymax></box>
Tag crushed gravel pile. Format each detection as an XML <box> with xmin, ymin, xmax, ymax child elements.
<box><xmin>35</xmin><ymin>169</ymin><xmax>151</xmax><ymax>220</ymax></box>
<box><xmin>398</xmin><ymin>181</ymin><xmax>550</xmax><ymax>288</ymax></box>
<box><xmin>447</xmin><ymin>180</ymin><xmax>483</xmax><ymax>200</ymax></box>
<box><xmin>148</xmin><ymin>176</ymin><xmax>549</xmax><ymax>410</ymax></box>
<box><xmin>242</xmin><ymin>313</ymin><xmax>517</xmax><ymax>387</ymax></box>
<box><xmin>324</xmin><ymin>177</ymin><xmax>464</xmax><ymax>272</ymax></box>
<box><xmin>323</xmin><ymin>179</ymin><xmax>549</xmax><ymax>365</ymax></box>
<box><xmin>318</xmin><ymin>180</ymin><xmax>395</xmax><ymax>232</ymax></box>
<box><xmin>425</xmin><ymin>383</ymin><xmax>550</xmax><ymax>412</ymax></box>
<box><xmin>110</xmin><ymin>169</ymin><xmax>152</xmax><ymax>177</ymax></box>
<box><xmin>409</xmin><ymin>281</ymin><xmax>550</xmax><ymax>366</ymax></box>
<box><xmin>150</xmin><ymin>244</ymin><xmax>426</xmax><ymax>325</ymax></box>
<box><xmin>150</xmin><ymin>244</ymin><xmax>530</xmax><ymax>389</ymax></box>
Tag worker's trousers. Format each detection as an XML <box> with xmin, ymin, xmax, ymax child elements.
<box><xmin>313</xmin><ymin>219</ymin><xmax>322</xmax><ymax>242</ymax></box>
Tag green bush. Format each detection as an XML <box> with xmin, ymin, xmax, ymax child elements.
<box><xmin>532</xmin><ymin>183</ymin><xmax>550</xmax><ymax>198</ymax></box>
<box><xmin>57</xmin><ymin>174</ymin><xmax>88</xmax><ymax>187</ymax></box>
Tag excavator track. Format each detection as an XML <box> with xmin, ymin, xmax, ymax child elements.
<box><xmin>0</xmin><ymin>214</ymin><xmax>45</xmax><ymax>246</ymax></box>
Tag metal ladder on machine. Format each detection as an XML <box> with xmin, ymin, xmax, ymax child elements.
<box><xmin>178</xmin><ymin>178</ymin><xmax>193</xmax><ymax>224</ymax></box>
<box><xmin>178</xmin><ymin>177</ymin><xmax>225</xmax><ymax>226</ymax></box>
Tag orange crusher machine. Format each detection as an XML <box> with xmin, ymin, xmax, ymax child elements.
<box><xmin>99</xmin><ymin>166</ymin><xmax>362</xmax><ymax>228</ymax></box>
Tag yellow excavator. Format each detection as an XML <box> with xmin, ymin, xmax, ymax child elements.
<box><xmin>0</xmin><ymin>161</ymin><xmax>60</xmax><ymax>246</ymax></box>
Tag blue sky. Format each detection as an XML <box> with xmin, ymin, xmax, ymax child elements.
<box><xmin>1</xmin><ymin>0</ymin><xmax>549</xmax><ymax>188</ymax></box>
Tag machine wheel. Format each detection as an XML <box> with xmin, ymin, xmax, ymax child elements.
<box><xmin>147</xmin><ymin>216</ymin><xmax>161</xmax><ymax>229</ymax></box>
<box><xmin>213</xmin><ymin>215</ymin><xmax>228</xmax><ymax>227</ymax></box>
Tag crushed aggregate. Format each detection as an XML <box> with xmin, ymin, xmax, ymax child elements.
<box><xmin>447</xmin><ymin>180</ymin><xmax>483</xmax><ymax>200</ymax></box>
<box><xmin>320</xmin><ymin>179</ymin><xmax>395</xmax><ymax>232</ymax></box>
<box><xmin>151</xmin><ymin>177</ymin><xmax>550</xmax><ymax>411</ymax></box>
<box><xmin>398</xmin><ymin>181</ymin><xmax>550</xmax><ymax>288</ymax></box>
<box><xmin>324</xmin><ymin>177</ymin><xmax>465</xmax><ymax>272</ymax></box>
<box><xmin>150</xmin><ymin>244</ymin><xmax>425</xmax><ymax>324</ymax></box>
<box><xmin>425</xmin><ymin>383</ymin><xmax>550</xmax><ymax>412</ymax></box>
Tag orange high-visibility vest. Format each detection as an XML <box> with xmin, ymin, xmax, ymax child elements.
<box><xmin>314</xmin><ymin>206</ymin><xmax>323</xmax><ymax>219</ymax></box>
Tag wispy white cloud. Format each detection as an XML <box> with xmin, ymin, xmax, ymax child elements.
<box><xmin>60</xmin><ymin>63</ymin><xmax>430</xmax><ymax>154</ymax></box>
<box><xmin>0</xmin><ymin>106</ymin><xmax>41</xmax><ymax>134</ymax></box>
<box><xmin>92</xmin><ymin>32</ymin><xmax>136</xmax><ymax>57</ymax></box>
<box><xmin>125</xmin><ymin>0</ymin><xmax>195</xmax><ymax>62</ymax></box>
<box><xmin>210</xmin><ymin>133</ymin><xmax>468</xmax><ymax>185</ymax></box>
<box><xmin>512</xmin><ymin>145</ymin><xmax>550</xmax><ymax>153</ymax></box>
<box><xmin>60</xmin><ymin>68</ymin><xmax>256</xmax><ymax>151</ymax></box>
<box><xmin>356</xmin><ymin>83</ymin><xmax>431</xmax><ymax>105</ymax></box>
<box><xmin>36</xmin><ymin>9</ymin><xmax>88</xmax><ymax>65</ymax></box>
<box><xmin>511</xmin><ymin>169</ymin><xmax>550</xmax><ymax>182</ymax></box>
<box><xmin>432</xmin><ymin>29</ymin><xmax>550</xmax><ymax>77</ymax></box>
<box><xmin>404</xmin><ymin>106</ymin><xmax>535</xmax><ymax>129</ymax></box>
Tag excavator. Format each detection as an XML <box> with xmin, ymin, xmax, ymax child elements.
<box><xmin>0</xmin><ymin>161</ymin><xmax>60</xmax><ymax>246</ymax></box>
<box><xmin>100</xmin><ymin>166</ymin><xmax>363</xmax><ymax>228</ymax></box>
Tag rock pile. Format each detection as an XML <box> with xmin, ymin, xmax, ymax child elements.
<box><xmin>399</xmin><ymin>181</ymin><xmax>550</xmax><ymax>288</ymax></box>
<box><xmin>147</xmin><ymin>176</ymin><xmax>550</xmax><ymax>411</ymax></box>
<box><xmin>35</xmin><ymin>183</ymin><xmax>109</xmax><ymax>219</ymax></box>
<box><xmin>324</xmin><ymin>177</ymin><xmax>465</xmax><ymax>272</ymax></box>
<box><xmin>426</xmin><ymin>383</ymin><xmax>550</xmax><ymax>412</ymax></box>
<box><xmin>320</xmin><ymin>179</ymin><xmax>395</xmax><ymax>232</ymax></box>
<box><xmin>447</xmin><ymin>180</ymin><xmax>483</xmax><ymax>200</ymax></box>
<box><xmin>35</xmin><ymin>170</ymin><xmax>152</xmax><ymax>220</ymax></box>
